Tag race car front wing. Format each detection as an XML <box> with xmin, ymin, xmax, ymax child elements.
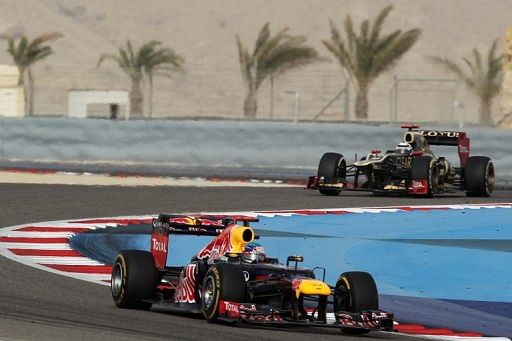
<box><xmin>217</xmin><ymin>300</ymin><xmax>394</xmax><ymax>331</ymax></box>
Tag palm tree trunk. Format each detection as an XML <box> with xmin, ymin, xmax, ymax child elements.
<box><xmin>243</xmin><ymin>89</ymin><xmax>258</xmax><ymax>118</ymax></box>
<box><xmin>129</xmin><ymin>76</ymin><xmax>143</xmax><ymax>119</ymax></box>
<box><xmin>27</xmin><ymin>67</ymin><xmax>34</xmax><ymax>116</ymax></box>
<box><xmin>479</xmin><ymin>98</ymin><xmax>492</xmax><ymax>124</ymax></box>
<box><xmin>17</xmin><ymin>68</ymin><xmax>28</xmax><ymax>116</ymax></box>
<box><xmin>17</xmin><ymin>68</ymin><xmax>24</xmax><ymax>86</ymax></box>
<box><xmin>148</xmin><ymin>74</ymin><xmax>153</xmax><ymax>119</ymax></box>
<box><xmin>355</xmin><ymin>83</ymin><xmax>369</xmax><ymax>119</ymax></box>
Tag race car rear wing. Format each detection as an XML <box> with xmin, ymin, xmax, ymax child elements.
<box><xmin>419</xmin><ymin>130</ymin><xmax>470</xmax><ymax>167</ymax></box>
<box><xmin>402</xmin><ymin>125</ymin><xmax>470</xmax><ymax>167</ymax></box>
<box><xmin>150</xmin><ymin>214</ymin><xmax>259</xmax><ymax>269</ymax></box>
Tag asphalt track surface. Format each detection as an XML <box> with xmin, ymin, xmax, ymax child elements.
<box><xmin>0</xmin><ymin>184</ymin><xmax>510</xmax><ymax>341</ymax></box>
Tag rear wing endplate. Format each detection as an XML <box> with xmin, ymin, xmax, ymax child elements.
<box><xmin>150</xmin><ymin>214</ymin><xmax>259</xmax><ymax>270</ymax></box>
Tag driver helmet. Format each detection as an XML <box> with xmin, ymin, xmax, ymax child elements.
<box><xmin>395</xmin><ymin>142</ymin><xmax>412</xmax><ymax>155</ymax></box>
<box><xmin>242</xmin><ymin>242</ymin><xmax>266</xmax><ymax>263</ymax></box>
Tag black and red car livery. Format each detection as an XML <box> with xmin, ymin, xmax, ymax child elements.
<box><xmin>110</xmin><ymin>214</ymin><xmax>393</xmax><ymax>334</ymax></box>
<box><xmin>307</xmin><ymin>124</ymin><xmax>495</xmax><ymax>197</ymax></box>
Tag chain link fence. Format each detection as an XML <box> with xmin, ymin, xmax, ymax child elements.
<box><xmin>389</xmin><ymin>77</ymin><xmax>460</xmax><ymax>124</ymax></box>
<box><xmin>15</xmin><ymin>65</ymin><xmax>493</xmax><ymax>125</ymax></box>
<box><xmin>26</xmin><ymin>65</ymin><xmax>350</xmax><ymax>122</ymax></box>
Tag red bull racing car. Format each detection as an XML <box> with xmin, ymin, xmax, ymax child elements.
<box><xmin>110</xmin><ymin>215</ymin><xmax>393</xmax><ymax>333</ymax></box>
<box><xmin>307</xmin><ymin>125</ymin><xmax>495</xmax><ymax>197</ymax></box>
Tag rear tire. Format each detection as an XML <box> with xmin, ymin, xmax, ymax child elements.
<box><xmin>334</xmin><ymin>271</ymin><xmax>378</xmax><ymax>334</ymax></box>
<box><xmin>465</xmin><ymin>156</ymin><xmax>494</xmax><ymax>197</ymax></box>
<box><xmin>111</xmin><ymin>250</ymin><xmax>157</xmax><ymax>310</ymax></box>
<box><xmin>201</xmin><ymin>263</ymin><xmax>247</xmax><ymax>322</ymax></box>
<box><xmin>411</xmin><ymin>156</ymin><xmax>438</xmax><ymax>197</ymax></box>
<box><xmin>317</xmin><ymin>152</ymin><xmax>345</xmax><ymax>196</ymax></box>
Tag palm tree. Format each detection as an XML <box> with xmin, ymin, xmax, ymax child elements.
<box><xmin>428</xmin><ymin>39</ymin><xmax>503</xmax><ymax>124</ymax></box>
<box><xmin>323</xmin><ymin>5</ymin><xmax>421</xmax><ymax>119</ymax></box>
<box><xmin>144</xmin><ymin>46</ymin><xmax>184</xmax><ymax>118</ymax></box>
<box><xmin>97</xmin><ymin>40</ymin><xmax>184</xmax><ymax>118</ymax></box>
<box><xmin>236</xmin><ymin>23</ymin><xmax>323</xmax><ymax>118</ymax></box>
<box><xmin>7</xmin><ymin>32</ymin><xmax>64</xmax><ymax>116</ymax></box>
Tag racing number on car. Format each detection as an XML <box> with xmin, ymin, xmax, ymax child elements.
<box><xmin>396</xmin><ymin>156</ymin><xmax>412</xmax><ymax>167</ymax></box>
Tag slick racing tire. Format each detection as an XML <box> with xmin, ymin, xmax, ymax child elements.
<box><xmin>317</xmin><ymin>152</ymin><xmax>346</xmax><ymax>196</ymax></box>
<box><xmin>111</xmin><ymin>250</ymin><xmax>157</xmax><ymax>310</ymax></box>
<box><xmin>334</xmin><ymin>271</ymin><xmax>378</xmax><ymax>334</ymax></box>
<box><xmin>411</xmin><ymin>156</ymin><xmax>438</xmax><ymax>197</ymax></box>
<box><xmin>464</xmin><ymin>156</ymin><xmax>494</xmax><ymax>197</ymax></box>
<box><xmin>201</xmin><ymin>263</ymin><xmax>247</xmax><ymax>322</ymax></box>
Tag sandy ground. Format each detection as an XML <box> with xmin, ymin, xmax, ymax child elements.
<box><xmin>0</xmin><ymin>171</ymin><xmax>300</xmax><ymax>187</ymax></box>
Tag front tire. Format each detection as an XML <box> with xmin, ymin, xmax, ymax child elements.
<box><xmin>465</xmin><ymin>156</ymin><xmax>494</xmax><ymax>197</ymax></box>
<box><xmin>201</xmin><ymin>263</ymin><xmax>247</xmax><ymax>322</ymax></box>
<box><xmin>111</xmin><ymin>250</ymin><xmax>157</xmax><ymax>310</ymax></box>
<box><xmin>334</xmin><ymin>271</ymin><xmax>378</xmax><ymax>334</ymax></box>
<box><xmin>411</xmin><ymin>156</ymin><xmax>438</xmax><ymax>197</ymax></box>
<box><xmin>317</xmin><ymin>152</ymin><xmax>345</xmax><ymax>196</ymax></box>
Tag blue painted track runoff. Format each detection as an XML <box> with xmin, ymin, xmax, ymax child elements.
<box><xmin>70</xmin><ymin>205</ymin><xmax>512</xmax><ymax>336</ymax></box>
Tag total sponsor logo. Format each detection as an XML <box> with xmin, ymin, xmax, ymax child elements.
<box><xmin>151</xmin><ymin>238</ymin><xmax>167</xmax><ymax>252</ymax></box>
<box><xmin>219</xmin><ymin>300</ymin><xmax>241</xmax><ymax>319</ymax></box>
<box><xmin>224</xmin><ymin>301</ymin><xmax>240</xmax><ymax>314</ymax></box>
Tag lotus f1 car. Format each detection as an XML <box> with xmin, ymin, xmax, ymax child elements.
<box><xmin>110</xmin><ymin>215</ymin><xmax>393</xmax><ymax>333</ymax></box>
<box><xmin>307</xmin><ymin>125</ymin><xmax>495</xmax><ymax>197</ymax></box>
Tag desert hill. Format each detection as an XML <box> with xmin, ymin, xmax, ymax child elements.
<box><xmin>0</xmin><ymin>0</ymin><xmax>510</xmax><ymax>123</ymax></box>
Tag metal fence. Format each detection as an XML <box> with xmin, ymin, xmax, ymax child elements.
<box><xmin>12</xmin><ymin>65</ymin><xmax>496</xmax><ymax>125</ymax></box>
<box><xmin>26</xmin><ymin>65</ymin><xmax>350</xmax><ymax>122</ymax></box>
<box><xmin>389</xmin><ymin>77</ymin><xmax>459</xmax><ymax>124</ymax></box>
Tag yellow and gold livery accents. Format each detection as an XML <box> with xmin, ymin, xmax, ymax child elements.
<box><xmin>229</xmin><ymin>225</ymin><xmax>255</xmax><ymax>253</ymax></box>
<box><xmin>292</xmin><ymin>279</ymin><xmax>331</xmax><ymax>298</ymax></box>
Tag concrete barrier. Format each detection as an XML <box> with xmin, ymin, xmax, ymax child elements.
<box><xmin>0</xmin><ymin>117</ymin><xmax>510</xmax><ymax>183</ymax></box>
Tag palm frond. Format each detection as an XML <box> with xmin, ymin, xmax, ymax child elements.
<box><xmin>323</xmin><ymin>21</ymin><xmax>355</xmax><ymax>83</ymax></box>
<box><xmin>254</xmin><ymin>26</ymin><xmax>289</xmax><ymax>63</ymax></box>
<box><xmin>472</xmin><ymin>48</ymin><xmax>483</xmax><ymax>74</ymax></box>
<box><xmin>237</xmin><ymin>23</ymin><xmax>321</xmax><ymax>92</ymax></box>
<box><xmin>428</xmin><ymin>39</ymin><xmax>503</xmax><ymax>105</ymax></box>
<box><xmin>28</xmin><ymin>32</ymin><xmax>63</xmax><ymax>50</ymax></box>
<box><xmin>369</xmin><ymin>5</ymin><xmax>393</xmax><ymax>48</ymax></box>
<box><xmin>253</xmin><ymin>23</ymin><xmax>271</xmax><ymax>58</ymax></box>
<box><xmin>256</xmin><ymin>43</ymin><xmax>322</xmax><ymax>87</ymax></box>
<box><xmin>7</xmin><ymin>32</ymin><xmax>63</xmax><ymax>71</ymax></box>
<box><xmin>97</xmin><ymin>53</ymin><xmax>122</xmax><ymax>68</ymax></box>
<box><xmin>360</xmin><ymin>19</ymin><xmax>370</xmax><ymax>47</ymax></box>
<box><xmin>371</xmin><ymin>28</ymin><xmax>421</xmax><ymax>76</ymax></box>
<box><xmin>236</xmin><ymin>23</ymin><xmax>323</xmax><ymax>117</ymax></box>
<box><xmin>428</xmin><ymin>55</ymin><xmax>473</xmax><ymax>87</ymax></box>
<box><xmin>343</xmin><ymin>16</ymin><xmax>355</xmax><ymax>53</ymax></box>
<box><xmin>28</xmin><ymin>46</ymin><xmax>53</xmax><ymax>63</ymax></box>
<box><xmin>126</xmin><ymin>40</ymin><xmax>136</xmax><ymax>70</ymax></box>
<box><xmin>324</xmin><ymin>5</ymin><xmax>420</xmax><ymax>88</ymax></box>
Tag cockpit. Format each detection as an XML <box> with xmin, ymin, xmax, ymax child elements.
<box><xmin>403</xmin><ymin>131</ymin><xmax>434</xmax><ymax>156</ymax></box>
